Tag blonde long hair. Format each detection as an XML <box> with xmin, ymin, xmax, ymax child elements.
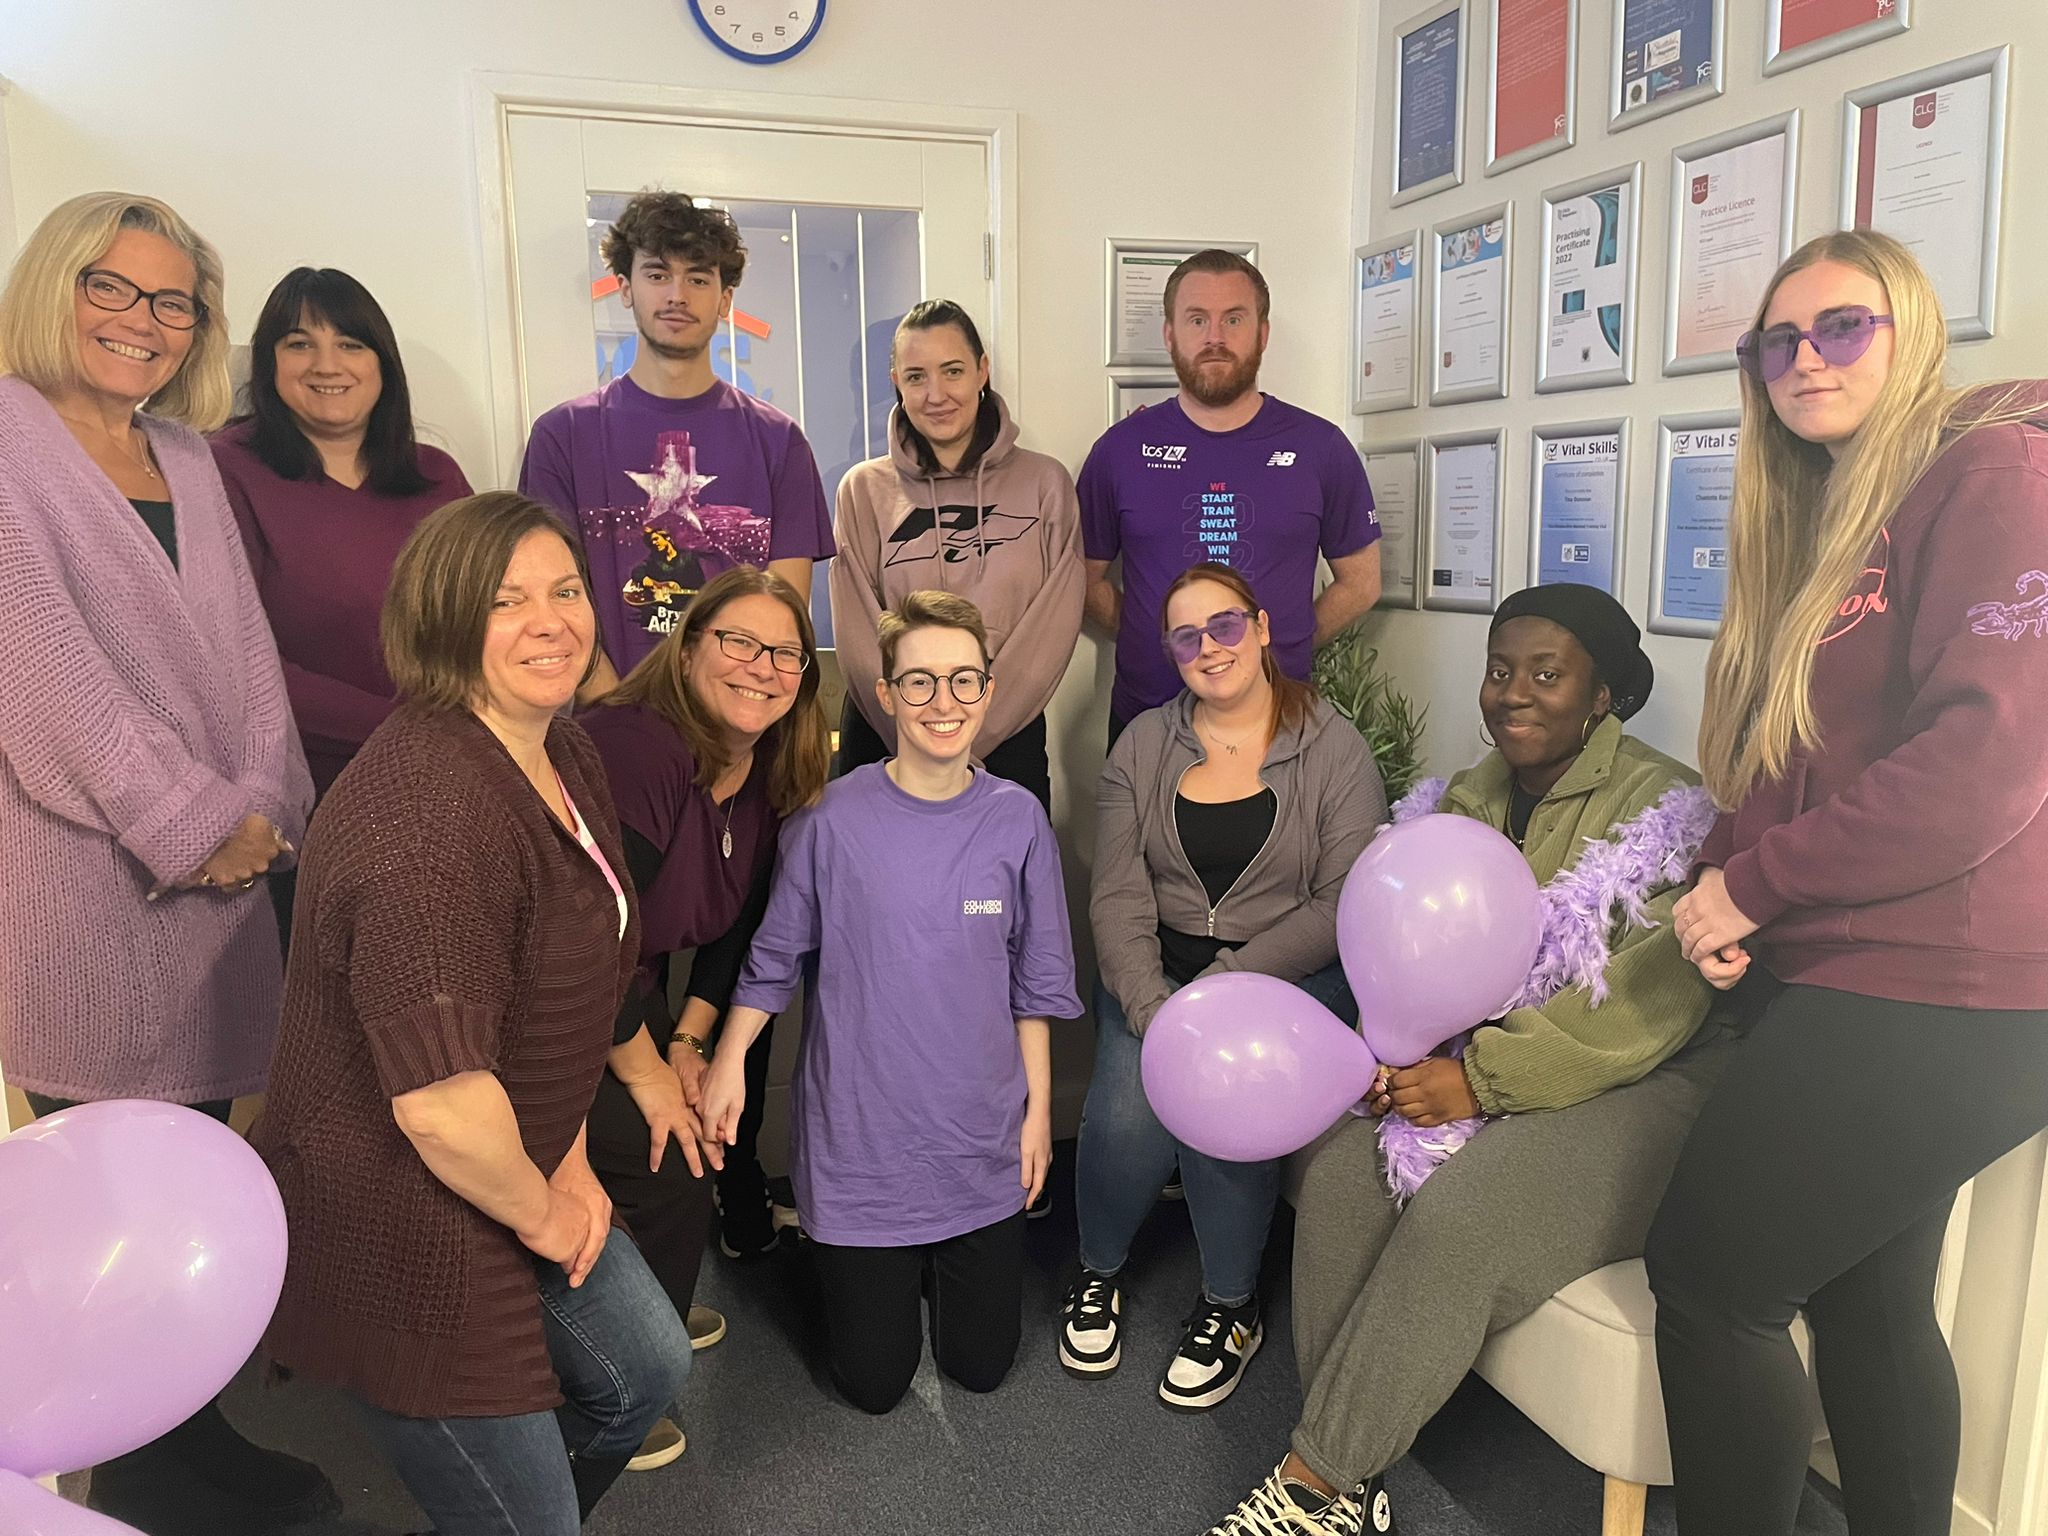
<box><xmin>1698</xmin><ymin>230</ymin><xmax>2036</xmax><ymax>806</ymax></box>
<box><xmin>0</xmin><ymin>191</ymin><xmax>233</xmax><ymax>429</ymax></box>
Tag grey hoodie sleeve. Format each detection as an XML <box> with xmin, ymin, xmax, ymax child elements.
<box><xmin>1089</xmin><ymin>729</ymin><xmax>1176</xmax><ymax>1036</ymax></box>
<box><xmin>981</xmin><ymin>467</ymin><xmax>1085</xmax><ymax>750</ymax></box>
<box><xmin>1209</xmin><ymin>725</ymin><xmax>1385</xmax><ymax>986</ymax></box>
<box><xmin>828</xmin><ymin>466</ymin><xmax>895</xmax><ymax>746</ymax></box>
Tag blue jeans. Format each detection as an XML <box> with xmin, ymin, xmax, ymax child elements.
<box><xmin>1074</xmin><ymin>964</ymin><xmax>1357</xmax><ymax>1307</ymax></box>
<box><xmin>357</xmin><ymin>1234</ymin><xmax>691</xmax><ymax>1536</ymax></box>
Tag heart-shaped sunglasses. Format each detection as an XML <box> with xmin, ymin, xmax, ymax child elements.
<box><xmin>1164</xmin><ymin>607</ymin><xmax>1253</xmax><ymax>665</ymax></box>
<box><xmin>1736</xmin><ymin>305</ymin><xmax>1893</xmax><ymax>384</ymax></box>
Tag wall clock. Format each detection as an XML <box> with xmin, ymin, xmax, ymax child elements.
<box><xmin>688</xmin><ymin>0</ymin><xmax>826</xmax><ymax>64</ymax></box>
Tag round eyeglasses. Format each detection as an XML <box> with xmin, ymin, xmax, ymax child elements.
<box><xmin>887</xmin><ymin>667</ymin><xmax>991</xmax><ymax>706</ymax></box>
<box><xmin>712</xmin><ymin>629</ymin><xmax>810</xmax><ymax>674</ymax></box>
<box><xmin>77</xmin><ymin>269</ymin><xmax>207</xmax><ymax>331</ymax></box>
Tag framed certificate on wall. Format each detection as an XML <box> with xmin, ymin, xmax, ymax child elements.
<box><xmin>1665</xmin><ymin>112</ymin><xmax>1800</xmax><ymax>376</ymax></box>
<box><xmin>1765</xmin><ymin>0</ymin><xmax>1908</xmax><ymax>77</ymax></box>
<box><xmin>1362</xmin><ymin>440</ymin><xmax>1424</xmax><ymax>609</ymax></box>
<box><xmin>1537</xmin><ymin>162</ymin><xmax>1641</xmax><ymax>393</ymax></box>
<box><xmin>1841</xmin><ymin>47</ymin><xmax>2007</xmax><ymax>342</ymax></box>
<box><xmin>1610</xmin><ymin>0</ymin><xmax>1724</xmax><ymax>132</ymax></box>
<box><xmin>1430</xmin><ymin>205</ymin><xmax>1513</xmax><ymax>405</ymax></box>
<box><xmin>1424</xmin><ymin>428</ymin><xmax>1507</xmax><ymax>613</ymax></box>
<box><xmin>1649</xmin><ymin>411</ymin><xmax>1740</xmax><ymax>638</ymax></box>
<box><xmin>1104</xmin><ymin>238</ymin><xmax>1259</xmax><ymax>367</ymax></box>
<box><xmin>1353</xmin><ymin>234</ymin><xmax>1422</xmax><ymax>414</ymax></box>
<box><xmin>1107</xmin><ymin>374</ymin><xmax>1178</xmax><ymax>424</ymax></box>
<box><xmin>1487</xmin><ymin>0</ymin><xmax>1576</xmax><ymax>175</ymax></box>
<box><xmin>1393</xmin><ymin>0</ymin><xmax>1468</xmax><ymax>206</ymax></box>
<box><xmin>1529</xmin><ymin>420</ymin><xmax>1629</xmax><ymax>596</ymax></box>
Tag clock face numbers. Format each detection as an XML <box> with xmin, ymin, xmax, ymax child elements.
<box><xmin>691</xmin><ymin>0</ymin><xmax>826</xmax><ymax>63</ymax></box>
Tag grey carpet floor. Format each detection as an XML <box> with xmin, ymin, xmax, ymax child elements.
<box><xmin>182</xmin><ymin>1142</ymin><xmax>1848</xmax><ymax>1535</ymax></box>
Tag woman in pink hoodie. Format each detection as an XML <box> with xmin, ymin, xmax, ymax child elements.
<box><xmin>829</xmin><ymin>300</ymin><xmax>1083</xmax><ymax>811</ymax></box>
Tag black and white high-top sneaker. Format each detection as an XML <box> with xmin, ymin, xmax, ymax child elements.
<box><xmin>1159</xmin><ymin>1294</ymin><xmax>1263</xmax><ymax>1411</ymax></box>
<box><xmin>1059</xmin><ymin>1269</ymin><xmax>1123</xmax><ymax>1377</ymax></box>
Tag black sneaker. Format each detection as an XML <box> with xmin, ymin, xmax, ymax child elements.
<box><xmin>1160</xmin><ymin>1295</ymin><xmax>1262</xmax><ymax>1411</ymax></box>
<box><xmin>716</xmin><ymin>1190</ymin><xmax>788</xmax><ymax>1261</ymax></box>
<box><xmin>1161</xmin><ymin>1164</ymin><xmax>1185</xmax><ymax>1202</ymax></box>
<box><xmin>1026</xmin><ymin>1184</ymin><xmax>1053</xmax><ymax>1220</ymax></box>
<box><xmin>1204</xmin><ymin>1462</ymin><xmax>1394</xmax><ymax>1535</ymax></box>
<box><xmin>1058</xmin><ymin>1270</ymin><xmax>1122</xmax><ymax>1377</ymax></box>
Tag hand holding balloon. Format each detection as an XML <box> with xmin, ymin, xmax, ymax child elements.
<box><xmin>1382</xmin><ymin>1058</ymin><xmax>1481</xmax><ymax>1127</ymax></box>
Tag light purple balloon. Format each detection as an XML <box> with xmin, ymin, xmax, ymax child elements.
<box><xmin>0</xmin><ymin>1471</ymin><xmax>145</xmax><ymax>1535</ymax></box>
<box><xmin>0</xmin><ymin>1101</ymin><xmax>288</xmax><ymax>1479</ymax></box>
<box><xmin>1140</xmin><ymin>972</ymin><xmax>1381</xmax><ymax>1163</ymax></box>
<box><xmin>1337</xmin><ymin>813</ymin><xmax>1544</xmax><ymax>1066</ymax></box>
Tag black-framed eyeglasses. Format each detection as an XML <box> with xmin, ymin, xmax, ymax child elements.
<box><xmin>712</xmin><ymin>629</ymin><xmax>810</xmax><ymax>674</ymax></box>
<box><xmin>887</xmin><ymin>667</ymin><xmax>990</xmax><ymax>706</ymax></box>
<box><xmin>77</xmin><ymin>269</ymin><xmax>207</xmax><ymax>331</ymax></box>
<box><xmin>1164</xmin><ymin>607</ymin><xmax>1253</xmax><ymax>665</ymax></box>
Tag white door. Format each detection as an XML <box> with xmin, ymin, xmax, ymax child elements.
<box><xmin>502</xmin><ymin>109</ymin><xmax>991</xmax><ymax>644</ymax></box>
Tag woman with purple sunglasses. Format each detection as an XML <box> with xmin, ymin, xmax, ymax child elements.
<box><xmin>1060</xmin><ymin>561</ymin><xmax>1383</xmax><ymax>1415</ymax></box>
<box><xmin>1645</xmin><ymin>230</ymin><xmax>2048</xmax><ymax>1534</ymax></box>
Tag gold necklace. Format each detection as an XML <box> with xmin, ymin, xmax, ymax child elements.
<box><xmin>1197</xmin><ymin>705</ymin><xmax>1262</xmax><ymax>757</ymax></box>
<box><xmin>59</xmin><ymin>412</ymin><xmax>160</xmax><ymax>482</ymax></box>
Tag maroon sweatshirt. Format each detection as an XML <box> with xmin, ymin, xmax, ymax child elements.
<box><xmin>1697</xmin><ymin>388</ymin><xmax>2048</xmax><ymax>1010</ymax></box>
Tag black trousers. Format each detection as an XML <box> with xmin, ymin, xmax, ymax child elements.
<box><xmin>835</xmin><ymin>695</ymin><xmax>1052</xmax><ymax>812</ymax></box>
<box><xmin>1645</xmin><ymin>982</ymin><xmax>2048</xmax><ymax>1536</ymax></box>
<box><xmin>810</xmin><ymin>1211</ymin><xmax>1025</xmax><ymax>1415</ymax></box>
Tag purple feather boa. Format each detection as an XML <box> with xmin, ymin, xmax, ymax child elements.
<box><xmin>1373</xmin><ymin>776</ymin><xmax>1717</xmax><ymax>1203</ymax></box>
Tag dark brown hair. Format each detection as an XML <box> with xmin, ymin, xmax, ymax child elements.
<box><xmin>600</xmin><ymin>191</ymin><xmax>747</xmax><ymax>289</ymax></box>
<box><xmin>382</xmin><ymin>492</ymin><xmax>592</xmax><ymax>711</ymax></box>
<box><xmin>892</xmin><ymin>299</ymin><xmax>1001</xmax><ymax>475</ymax></box>
<box><xmin>1161</xmin><ymin>561</ymin><xmax>1315</xmax><ymax>736</ymax></box>
<box><xmin>877</xmin><ymin>590</ymin><xmax>991</xmax><ymax>676</ymax></box>
<box><xmin>1163</xmin><ymin>249</ymin><xmax>1270</xmax><ymax>325</ymax></box>
<box><xmin>600</xmin><ymin>566</ymin><xmax>829</xmax><ymax>817</ymax></box>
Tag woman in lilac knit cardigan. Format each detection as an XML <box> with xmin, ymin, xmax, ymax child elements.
<box><xmin>0</xmin><ymin>192</ymin><xmax>325</xmax><ymax>1528</ymax></box>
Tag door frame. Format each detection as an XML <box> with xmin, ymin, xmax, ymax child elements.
<box><xmin>468</xmin><ymin>72</ymin><xmax>1019</xmax><ymax>486</ymax></box>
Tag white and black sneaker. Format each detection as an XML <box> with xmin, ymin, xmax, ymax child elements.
<box><xmin>1204</xmin><ymin>1462</ymin><xmax>1394</xmax><ymax>1535</ymax></box>
<box><xmin>1059</xmin><ymin>1270</ymin><xmax>1122</xmax><ymax>1377</ymax></box>
<box><xmin>1160</xmin><ymin>1295</ymin><xmax>1262</xmax><ymax>1412</ymax></box>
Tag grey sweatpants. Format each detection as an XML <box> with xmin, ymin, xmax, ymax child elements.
<box><xmin>1289</xmin><ymin>1028</ymin><xmax>1734</xmax><ymax>1489</ymax></box>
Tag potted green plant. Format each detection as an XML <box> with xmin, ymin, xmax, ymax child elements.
<box><xmin>1311</xmin><ymin>627</ymin><xmax>1427</xmax><ymax>802</ymax></box>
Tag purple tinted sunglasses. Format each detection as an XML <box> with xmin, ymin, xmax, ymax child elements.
<box><xmin>1736</xmin><ymin>305</ymin><xmax>1894</xmax><ymax>383</ymax></box>
<box><xmin>1165</xmin><ymin>607</ymin><xmax>1253</xmax><ymax>665</ymax></box>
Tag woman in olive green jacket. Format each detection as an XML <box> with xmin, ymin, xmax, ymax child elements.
<box><xmin>1203</xmin><ymin>583</ymin><xmax>1735</xmax><ymax>1536</ymax></box>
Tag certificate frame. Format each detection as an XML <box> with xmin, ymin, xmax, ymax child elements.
<box><xmin>1839</xmin><ymin>46</ymin><xmax>2007</xmax><ymax>344</ymax></box>
<box><xmin>1429</xmin><ymin>202</ymin><xmax>1514</xmax><ymax>407</ymax></box>
<box><xmin>1486</xmin><ymin>0</ymin><xmax>1577</xmax><ymax>176</ymax></box>
<box><xmin>1391</xmin><ymin>0</ymin><xmax>1469</xmax><ymax>207</ymax></box>
<box><xmin>1103</xmin><ymin>238</ymin><xmax>1259</xmax><ymax>367</ymax></box>
<box><xmin>1765</xmin><ymin>0</ymin><xmax>1909</xmax><ymax>78</ymax></box>
<box><xmin>1361</xmin><ymin>438</ymin><xmax>1425</xmax><ymax>610</ymax></box>
<box><xmin>1536</xmin><ymin>161</ymin><xmax>1642</xmax><ymax>394</ymax></box>
<box><xmin>1609</xmin><ymin>0</ymin><xmax>1725</xmax><ymax>133</ymax></box>
<box><xmin>1106</xmin><ymin>373</ymin><xmax>1178</xmax><ymax>426</ymax></box>
<box><xmin>1423</xmin><ymin>426</ymin><xmax>1508</xmax><ymax>615</ymax></box>
<box><xmin>1352</xmin><ymin>232</ymin><xmax>1423</xmax><ymax>415</ymax></box>
<box><xmin>1664</xmin><ymin>111</ymin><xmax>1801</xmax><ymax>378</ymax></box>
<box><xmin>1648</xmin><ymin>409</ymin><xmax>1741</xmax><ymax>639</ymax></box>
<box><xmin>1527</xmin><ymin>417</ymin><xmax>1631</xmax><ymax>597</ymax></box>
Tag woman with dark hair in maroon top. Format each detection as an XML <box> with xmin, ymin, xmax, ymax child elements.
<box><xmin>577</xmin><ymin>563</ymin><xmax>831</xmax><ymax>1469</ymax></box>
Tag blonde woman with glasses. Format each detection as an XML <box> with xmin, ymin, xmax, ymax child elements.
<box><xmin>1645</xmin><ymin>230</ymin><xmax>2048</xmax><ymax>1535</ymax></box>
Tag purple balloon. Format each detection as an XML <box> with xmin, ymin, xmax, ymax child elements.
<box><xmin>0</xmin><ymin>1471</ymin><xmax>145</xmax><ymax>1535</ymax></box>
<box><xmin>0</xmin><ymin>1101</ymin><xmax>287</xmax><ymax>1479</ymax></box>
<box><xmin>1337</xmin><ymin>814</ymin><xmax>1544</xmax><ymax>1066</ymax></box>
<box><xmin>1141</xmin><ymin>972</ymin><xmax>1380</xmax><ymax>1163</ymax></box>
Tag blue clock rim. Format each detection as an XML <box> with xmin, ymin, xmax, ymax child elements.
<box><xmin>688</xmin><ymin>0</ymin><xmax>826</xmax><ymax>64</ymax></box>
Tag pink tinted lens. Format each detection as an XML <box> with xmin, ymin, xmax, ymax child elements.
<box><xmin>1165</xmin><ymin>608</ymin><xmax>1251</xmax><ymax>664</ymax></box>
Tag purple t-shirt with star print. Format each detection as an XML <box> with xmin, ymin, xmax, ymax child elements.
<box><xmin>519</xmin><ymin>375</ymin><xmax>835</xmax><ymax>673</ymax></box>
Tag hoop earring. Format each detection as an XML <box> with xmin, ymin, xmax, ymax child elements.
<box><xmin>1479</xmin><ymin>724</ymin><xmax>1497</xmax><ymax>749</ymax></box>
<box><xmin>1581</xmin><ymin>712</ymin><xmax>1603</xmax><ymax>748</ymax></box>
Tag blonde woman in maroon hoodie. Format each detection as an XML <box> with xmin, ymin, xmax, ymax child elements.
<box><xmin>1645</xmin><ymin>231</ymin><xmax>2048</xmax><ymax>1536</ymax></box>
<box><xmin>829</xmin><ymin>300</ymin><xmax>1083</xmax><ymax>811</ymax></box>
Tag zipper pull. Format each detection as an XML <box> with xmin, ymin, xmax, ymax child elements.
<box><xmin>1208</xmin><ymin>907</ymin><xmax>1217</xmax><ymax>937</ymax></box>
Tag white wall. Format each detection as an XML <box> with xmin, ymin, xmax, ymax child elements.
<box><xmin>1352</xmin><ymin>5</ymin><xmax>2048</xmax><ymax>1528</ymax></box>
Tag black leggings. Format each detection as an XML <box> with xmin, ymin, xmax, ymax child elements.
<box><xmin>810</xmin><ymin>1211</ymin><xmax>1025</xmax><ymax>1415</ymax></box>
<box><xmin>835</xmin><ymin>696</ymin><xmax>1052</xmax><ymax>812</ymax></box>
<box><xmin>1645</xmin><ymin>982</ymin><xmax>2048</xmax><ymax>1535</ymax></box>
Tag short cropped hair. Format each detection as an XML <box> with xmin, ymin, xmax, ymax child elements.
<box><xmin>600</xmin><ymin>191</ymin><xmax>747</xmax><ymax>289</ymax></box>
<box><xmin>382</xmin><ymin>492</ymin><xmax>592</xmax><ymax>711</ymax></box>
<box><xmin>1163</xmin><ymin>248</ymin><xmax>1270</xmax><ymax>325</ymax></box>
<box><xmin>0</xmin><ymin>190</ymin><xmax>232</xmax><ymax>428</ymax></box>
<box><xmin>877</xmin><ymin>590</ymin><xmax>991</xmax><ymax>676</ymax></box>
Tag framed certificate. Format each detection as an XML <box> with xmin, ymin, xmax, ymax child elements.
<box><xmin>1392</xmin><ymin>0</ymin><xmax>1468</xmax><ymax>206</ymax></box>
<box><xmin>1430</xmin><ymin>205</ymin><xmax>1512</xmax><ymax>406</ymax></box>
<box><xmin>1104</xmin><ymin>239</ymin><xmax>1259</xmax><ymax>367</ymax></box>
<box><xmin>1537</xmin><ymin>163</ymin><xmax>1641</xmax><ymax>393</ymax></box>
<box><xmin>1353</xmin><ymin>235</ymin><xmax>1422</xmax><ymax>415</ymax></box>
<box><xmin>1841</xmin><ymin>47</ymin><xmax>2007</xmax><ymax>343</ymax></box>
<box><xmin>1610</xmin><ymin>0</ymin><xmax>1724</xmax><ymax>132</ymax></box>
<box><xmin>1107</xmin><ymin>374</ymin><xmax>1178</xmax><ymax>425</ymax></box>
<box><xmin>1649</xmin><ymin>411</ymin><xmax>1739</xmax><ymax>638</ymax></box>
<box><xmin>1529</xmin><ymin>419</ymin><xmax>1629</xmax><ymax>596</ymax></box>
<box><xmin>1424</xmin><ymin>428</ymin><xmax>1506</xmax><ymax>614</ymax></box>
<box><xmin>1362</xmin><ymin>441</ymin><xmax>1424</xmax><ymax>609</ymax></box>
<box><xmin>1765</xmin><ymin>0</ymin><xmax>1908</xmax><ymax>77</ymax></box>
<box><xmin>1665</xmin><ymin>112</ymin><xmax>1800</xmax><ymax>377</ymax></box>
<box><xmin>1487</xmin><ymin>0</ymin><xmax>1576</xmax><ymax>175</ymax></box>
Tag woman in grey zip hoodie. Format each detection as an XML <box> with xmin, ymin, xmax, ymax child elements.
<box><xmin>1059</xmin><ymin>562</ymin><xmax>1384</xmax><ymax>1413</ymax></box>
<box><xmin>829</xmin><ymin>300</ymin><xmax>1083</xmax><ymax>809</ymax></box>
